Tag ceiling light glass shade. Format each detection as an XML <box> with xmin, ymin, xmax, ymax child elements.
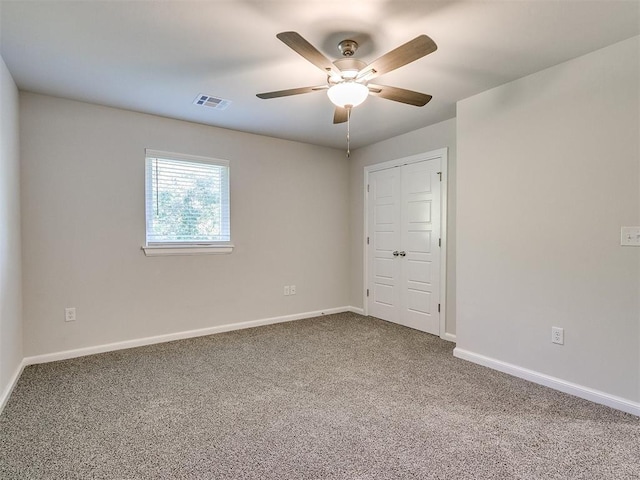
<box><xmin>327</xmin><ymin>82</ymin><xmax>369</xmax><ymax>108</ymax></box>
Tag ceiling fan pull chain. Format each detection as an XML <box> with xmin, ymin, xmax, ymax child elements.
<box><xmin>346</xmin><ymin>107</ymin><xmax>351</xmax><ymax>158</ymax></box>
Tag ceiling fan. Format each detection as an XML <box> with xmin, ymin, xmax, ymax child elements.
<box><xmin>256</xmin><ymin>31</ymin><xmax>437</xmax><ymax>124</ymax></box>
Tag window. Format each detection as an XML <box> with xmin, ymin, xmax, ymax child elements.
<box><xmin>142</xmin><ymin>149</ymin><xmax>232</xmax><ymax>256</ymax></box>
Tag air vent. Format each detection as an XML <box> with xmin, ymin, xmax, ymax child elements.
<box><xmin>193</xmin><ymin>94</ymin><xmax>231</xmax><ymax>111</ymax></box>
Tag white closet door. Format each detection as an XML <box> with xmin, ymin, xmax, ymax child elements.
<box><xmin>399</xmin><ymin>160</ymin><xmax>441</xmax><ymax>334</ymax></box>
<box><xmin>367</xmin><ymin>159</ymin><xmax>441</xmax><ymax>335</ymax></box>
<box><xmin>368</xmin><ymin>167</ymin><xmax>402</xmax><ymax>323</ymax></box>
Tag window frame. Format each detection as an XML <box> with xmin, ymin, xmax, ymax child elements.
<box><xmin>141</xmin><ymin>149</ymin><xmax>233</xmax><ymax>256</ymax></box>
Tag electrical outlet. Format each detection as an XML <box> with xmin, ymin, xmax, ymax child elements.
<box><xmin>284</xmin><ymin>286</ymin><xmax>290</xmax><ymax>296</ymax></box>
<box><xmin>290</xmin><ymin>285</ymin><xmax>296</xmax><ymax>295</ymax></box>
<box><xmin>551</xmin><ymin>327</ymin><xmax>564</xmax><ymax>345</ymax></box>
<box><xmin>65</xmin><ymin>307</ymin><xmax>76</xmax><ymax>322</ymax></box>
<box><xmin>621</xmin><ymin>226</ymin><xmax>640</xmax><ymax>246</ymax></box>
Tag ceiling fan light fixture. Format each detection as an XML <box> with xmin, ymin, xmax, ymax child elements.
<box><xmin>327</xmin><ymin>82</ymin><xmax>369</xmax><ymax>108</ymax></box>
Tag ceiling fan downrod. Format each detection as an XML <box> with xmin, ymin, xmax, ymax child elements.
<box><xmin>338</xmin><ymin>39</ymin><xmax>358</xmax><ymax>57</ymax></box>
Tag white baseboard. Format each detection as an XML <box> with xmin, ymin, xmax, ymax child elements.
<box><xmin>441</xmin><ymin>332</ymin><xmax>457</xmax><ymax>343</ymax></box>
<box><xmin>0</xmin><ymin>359</ymin><xmax>27</xmax><ymax>415</ymax></box>
<box><xmin>23</xmin><ymin>306</ymin><xmax>358</xmax><ymax>366</ymax></box>
<box><xmin>454</xmin><ymin>347</ymin><xmax>640</xmax><ymax>417</ymax></box>
<box><xmin>347</xmin><ymin>306</ymin><xmax>365</xmax><ymax>315</ymax></box>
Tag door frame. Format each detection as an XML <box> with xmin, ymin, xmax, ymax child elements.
<box><xmin>363</xmin><ymin>148</ymin><xmax>448</xmax><ymax>339</ymax></box>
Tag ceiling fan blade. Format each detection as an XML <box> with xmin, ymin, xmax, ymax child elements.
<box><xmin>257</xmin><ymin>85</ymin><xmax>327</xmax><ymax>99</ymax></box>
<box><xmin>357</xmin><ymin>34</ymin><xmax>437</xmax><ymax>81</ymax></box>
<box><xmin>276</xmin><ymin>31</ymin><xmax>342</xmax><ymax>78</ymax></box>
<box><xmin>367</xmin><ymin>84</ymin><xmax>432</xmax><ymax>106</ymax></box>
<box><xmin>333</xmin><ymin>107</ymin><xmax>349</xmax><ymax>124</ymax></box>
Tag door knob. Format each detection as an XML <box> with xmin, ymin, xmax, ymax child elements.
<box><xmin>393</xmin><ymin>251</ymin><xmax>399</xmax><ymax>257</ymax></box>
<box><xmin>399</xmin><ymin>251</ymin><xmax>406</xmax><ymax>257</ymax></box>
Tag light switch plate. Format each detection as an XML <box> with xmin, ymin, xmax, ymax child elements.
<box><xmin>621</xmin><ymin>226</ymin><xmax>640</xmax><ymax>246</ymax></box>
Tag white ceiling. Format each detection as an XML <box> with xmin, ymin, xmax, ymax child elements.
<box><xmin>1</xmin><ymin>1</ymin><xmax>639</xmax><ymax>150</ymax></box>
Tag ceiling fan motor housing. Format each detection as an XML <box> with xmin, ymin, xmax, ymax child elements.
<box><xmin>331</xmin><ymin>58</ymin><xmax>367</xmax><ymax>83</ymax></box>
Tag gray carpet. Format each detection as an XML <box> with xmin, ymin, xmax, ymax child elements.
<box><xmin>1</xmin><ymin>312</ymin><xmax>638</xmax><ymax>479</ymax></box>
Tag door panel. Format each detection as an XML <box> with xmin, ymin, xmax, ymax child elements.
<box><xmin>375</xmin><ymin>204</ymin><xmax>395</xmax><ymax>225</ymax></box>
<box><xmin>406</xmin><ymin>258</ymin><xmax>431</xmax><ymax>285</ymax></box>
<box><xmin>407</xmin><ymin>289</ymin><xmax>431</xmax><ymax>314</ymax></box>
<box><xmin>374</xmin><ymin>283</ymin><xmax>395</xmax><ymax>306</ymax></box>
<box><xmin>374</xmin><ymin>258</ymin><xmax>394</xmax><ymax>278</ymax></box>
<box><xmin>407</xmin><ymin>200</ymin><xmax>431</xmax><ymax>223</ymax></box>
<box><xmin>375</xmin><ymin>231</ymin><xmax>396</xmax><ymax>251</ymax></box>
<box><xmin>406</xmin><ymin>230</ymin><xmax>431</xmax><ymax>254</ymax></box>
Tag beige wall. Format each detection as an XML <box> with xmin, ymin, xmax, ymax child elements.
<box><xmin>349</xmin><ymin>118</ymin><xmax>457</xmax><ymax>336</ymax></box>
<box><xmin>0</xmin><ymin>56</ymin><xmax>23</xmax><ymax>402</ymax></box>
<box><xmin>456</xmin><ymin>37</ymin><xmax>640</xmax><ymax>402</ymax></box>
<box><xmin>20</xmin><ymin>93</ymin><xmax>350</xmax><ymax>356</ymax></box>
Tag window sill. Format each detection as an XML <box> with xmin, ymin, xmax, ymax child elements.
<box><xmin>142</xmin><ymin>245</ymin><xmax>234</xmax><ymax>256</ymax></box>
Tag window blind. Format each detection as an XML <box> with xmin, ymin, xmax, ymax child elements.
<box><xmin>145</xmin><ymin>150</ymin><xmax>230</xmax><ymax>244</ymax></box>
